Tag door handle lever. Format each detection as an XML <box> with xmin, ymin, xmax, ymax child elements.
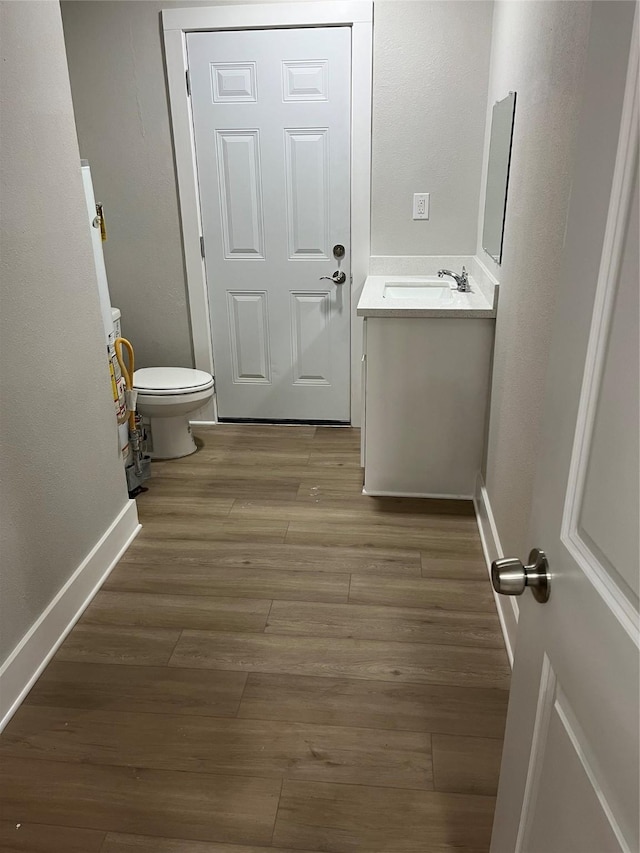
<box><xmin>320</xmin><ymin>271</ymin><xmax>346</xmax><ymax>285</ymax></box>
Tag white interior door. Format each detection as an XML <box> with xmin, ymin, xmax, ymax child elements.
<box><xmin>187</xmin><ymin>27</ymin><xmax>351</xmax><ymax>422</ymax></box>
<box><xmin>490</xmin><ymin>15</ymin><xmax>639</xmax><ymax>853</ymax></box>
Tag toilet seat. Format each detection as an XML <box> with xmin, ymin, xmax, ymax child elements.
<box><xmin>134</xmin><ymin>367</ymin><xmax>214</xmax><ymax>396</ymax></box>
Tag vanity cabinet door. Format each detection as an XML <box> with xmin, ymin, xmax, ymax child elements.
<box><xmin>362</xmin><ymin>317</ymin><xmax>494</xmax><ymax>498</ymax></box>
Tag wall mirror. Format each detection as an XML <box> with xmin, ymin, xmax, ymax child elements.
<box><xmin>482</xmin><ymin>91</ymin><xmax>516</xmax><ymax>265</ymax></box>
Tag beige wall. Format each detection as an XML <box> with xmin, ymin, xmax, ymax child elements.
<box><xmin>60</xmin><ymin>0</ymin><xmax>494</xmax><ymax>369</ymax></box>
<box><xmin>371</xmin><ymin>1</ymin><xmax>492</xmax><ymax>256</ymax></box>
<box><xmin>0</xmin><ymin>1</ymin><xmax>130</xmax><ymax>663</ymax></box>
<box><xmin>61</xmin><ymin>0</ymin><xmax>202</xmax><ymax>370</ymax></box>
<box><xmin>477</xmin><ymin>1</ymin><xmax>635</xmax><ymax>559</ymax></box>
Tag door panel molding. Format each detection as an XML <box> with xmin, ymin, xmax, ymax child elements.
<box><xmin>284</xmin><ymin>128</ymin><xmax>330</xmax><ymax>259</ymax></box>
<box><xmin>282</xmin><ymin>60</ymin><xmax>329</xmax><ymax>102</ymax></box>
<box><xmin>516</xmin><ymin>655</ymin><xmax>629</xmax><ymax>853</ymax></box>
<box><xmin>514</xmin><ymin>653</ymin><xmax>556</xmax><ymax>852</ymax></box>
<box><xmin>551</xmin><ymin>687</ymin><xmax>630</xmax><ymax>852</ymax></box>
<box><xmin>290</xmin><ymin>291</ymin><xmax>332</xmax><ymax>385</ymax></box>
<box><xmin>560</xmin><ymin>32</ymin><xmax>639</xmax><ymax>643</ymax></box>
<box><xmin>216</xmin><ymin>130</ymin><xmax>266</xmax><ymax>259</ymax></box>
<box><xmin>211</xmin><ymin>62</ymin><xmax>258</xmax><ymax>103</ymax></box>
<box><xmin>162</xmin><ymin>1</ymin><xmax>373</xmax><ymax>424</ymax></box>
<box><xmin>226</xmin><ymin>291</ymin><xmax>271</xmax><ymax>384</ymax></box>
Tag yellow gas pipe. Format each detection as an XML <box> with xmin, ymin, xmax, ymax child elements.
<box><xmin>114</xmin><ymin>337</ymin><xmax>136</xmax><ymax>431</ymax></box>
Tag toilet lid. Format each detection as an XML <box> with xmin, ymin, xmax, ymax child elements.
<box><xmin>133</xmin><ymin>367</ymin><xmax>214</xmax><ymax>395</ymax></box>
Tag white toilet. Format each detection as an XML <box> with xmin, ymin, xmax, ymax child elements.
<box><xmin>133</xmin><ymin>367</ymin><xmax>214</xmax><ymax>459</ymax></box>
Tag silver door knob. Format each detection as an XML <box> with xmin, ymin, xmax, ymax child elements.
<box><xmin>319</xmin><ymin>270</ymin><xmax>346</xmax><ymax>285</ymax></box>
<box><xmin>491</xmin><ymin>548</ymin><xmax>551</xmax><ymax>603</ymax></box>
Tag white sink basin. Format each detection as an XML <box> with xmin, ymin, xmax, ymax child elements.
<box><xmin>357</xmin><ymin>271</ymin><xmax>497</xmax><ymax>318</ymax></box>
<box><xmin>384</xmin><ymin>281</ymin><xmax>454</xmax><ymax>303</ymax></box>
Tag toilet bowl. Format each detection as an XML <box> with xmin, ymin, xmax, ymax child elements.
<box><xmin>133</xmin><ymin>367</ymin><xmax>214</xmax><ymax>459</ymax></box>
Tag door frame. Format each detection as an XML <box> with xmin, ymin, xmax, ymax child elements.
<box><xmin>162</xmin><ymin>1</ymin><xmax>373</xmax><ymax>424</ymax></box>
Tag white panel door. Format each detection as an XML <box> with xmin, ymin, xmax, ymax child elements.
<box><xmin>490</xmin><ymin>16</ymin><xmax>639</xmax><ymax>852</ymax></box>
<box><xmin>187</xmin><ymin>28</ymin><xmax>351</xmax><ymax>421</ymax></box>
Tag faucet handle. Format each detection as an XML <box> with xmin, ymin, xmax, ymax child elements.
<box><xmin>460</xmin><ymin>266</ymin><xmax>471</xmax><ymax>292</ymax></box>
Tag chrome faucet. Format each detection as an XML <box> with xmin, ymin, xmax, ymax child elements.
<box><xmin>437</xmin><ymin>266</ymin><xmax>471</xmax><ymax>292</ymax></box>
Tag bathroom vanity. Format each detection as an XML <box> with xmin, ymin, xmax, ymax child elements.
<box><xmin>357</xmin><ymin>264</ymin><xmax>498</xmax><ymax>499</ymax></box>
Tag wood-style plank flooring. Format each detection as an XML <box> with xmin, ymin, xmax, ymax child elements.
<box><xmin>0</xmin><ymin>426</ymin><xmax>510</xmax><ymax>852</ymax></box>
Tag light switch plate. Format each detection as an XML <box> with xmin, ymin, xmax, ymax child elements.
<box><xmin>412</xmin><ymin>192</ymin><xmax>430</xmax><ymax>220</ymax></box>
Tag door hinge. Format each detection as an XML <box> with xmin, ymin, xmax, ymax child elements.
<box><xmin>186</xmin><ymin>69</ymin><xmax>191</xmax><ymax>97</ymax></box>
<box><xmin>200</xmin><ymin>235</ymin><xmax>205</xmax><ymax>259</ymax></box>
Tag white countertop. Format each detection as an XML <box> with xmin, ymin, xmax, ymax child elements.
<box><xmin>357</xmin><ymin>274</ymin><xmax>497</xmax><ymax>318</ymax></box>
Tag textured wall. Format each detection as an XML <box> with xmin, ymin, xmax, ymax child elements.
<box><xmin>61</xmin><ymin>0</ymin><xmax>200</xmax><ymax>369</ymax></box>
<box><xmin>477</xmin><ymin>1</ymin><xmax>634</xmax><ymax>559</ymax></box>
<box><xmin>0</xmin><ymin>1</ymin><xmax>129</xmax><ymax>663</ymax></box>
<box><xmin>61</xmin><ymin>0</ymin><xmax>494</xmax><ymax>368</ymax></box>
<box><xmin>371</xmin><ymin>1</ymin><xmax>493</xmax><ymax>256</ymax></box>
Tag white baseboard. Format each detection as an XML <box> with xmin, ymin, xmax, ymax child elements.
<box><xmin>362</xmin><ymin>488</ymin><xmax>474</xmax><ymax>499</ymax></box>
<box><xmin>473</xmin><ymin>473</ymin><xmax>518</xmax><ymax>667</ymax></box>
<box><xmin>191</xmin><ymin>421</ymin><xmax>356</xmax><ymax>428</ymax></box>
<box><xmin>0</xmin><ymin>499</ymin><xmax>140</xmax><ymax>732</ymax></box>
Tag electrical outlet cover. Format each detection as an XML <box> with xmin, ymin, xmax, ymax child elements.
<box><xmin>412</xmin><ymin>192</ymin><xmax>430</xmax><ymax>220</ymax></box>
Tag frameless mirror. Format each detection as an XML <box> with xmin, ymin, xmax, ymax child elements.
<box><xmin>482</xmin><ymin>92</ymin><xmax>516</xmax><ymax>265</ymax></box>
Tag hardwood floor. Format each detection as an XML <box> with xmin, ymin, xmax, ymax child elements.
<box><xmin>0</xmin><ymin>426</ymin><xmax>509</xmax><ymax>852</ymax></box>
